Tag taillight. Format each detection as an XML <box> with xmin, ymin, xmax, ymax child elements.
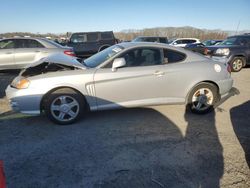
<box><xmin>227</xmin><ymin>64</ymin><xmax>232</xmax><ymax>74</ymax></box>
<box><xmin>64</xmin><ymin>50</ymin><xmax>76</xmax><ymax>57</ymax></box>
<box><xmin>204</xmin><ymin>48</ymin><xmax>208</xmax><ymax>55</ymax></box>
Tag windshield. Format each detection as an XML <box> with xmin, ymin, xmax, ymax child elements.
<box><xmin>84</xmin><ymin>45</ymin><xmax>124</xmax><ymax>68</ymax></box>
<box><xmin>220</xmin><ymin>37</ymin><xmax>237</xmax><ymax>45</ymax></box>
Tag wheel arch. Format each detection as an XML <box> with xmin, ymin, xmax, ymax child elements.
<box><xmin>40</xmin><ymin>86</ymin><xmax>90</xmax><ymax>113</ymax></box>
<box><xmin>98</xmin><ymin>45</ymin><xmax>111</xmax><ymax>52</ymax></box>
<box><xmin>230</xmin><ymin>54</ymin><xmax>247</xmax><ymax>66</ymax></box>
<box><xmin>185</xmin><ymin>80</ymin><xmax>220</xmax><ymax>104</ymax></box>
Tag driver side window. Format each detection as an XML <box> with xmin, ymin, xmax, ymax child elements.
<box><xmin>121</xmin><ymin>48</ymin><xmax>162</xmax><ymax>67</ymax></box>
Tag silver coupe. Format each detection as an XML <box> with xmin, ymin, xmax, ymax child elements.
<box><xmin>6</xmin><ymin>42</ymin><xmax>233</xmax><ymax>124</ymax></box>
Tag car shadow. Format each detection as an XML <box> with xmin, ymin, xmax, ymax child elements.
<box><xmin>0</xmin><ymin>106</ymin><xmax>225</xmax><ymax>188</ymax></box>
<box><xmin>230</xmin><ymin>100</ymin><xmax>250</xmax><ymax>167</ymax></box>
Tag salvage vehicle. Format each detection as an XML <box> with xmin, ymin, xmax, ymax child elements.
<box><xmin>66</xmin><ymin>31</ymin><xmax>116</xmax><ymax>58</ymax></box>
<box><xmin>0</xmin><ymin>37</ymin><xmax>75</xmax><ymax>70</ymax></box>
<box><xmin>207</xmin><ymin>33</ymin><xmax>250</xmax><ymax>72</ymax></box>
<box><xmin>6</xmin><ymin>43</ymin><xmax>233</xmax><ymax>125</ymax></box>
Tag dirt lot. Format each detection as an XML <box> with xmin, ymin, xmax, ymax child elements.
<box><xmin>0</xmin><ymin>69</ymin><xmax>249</xmax><ymax>188</ymax></box>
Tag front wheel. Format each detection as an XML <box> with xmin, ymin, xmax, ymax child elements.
<box><xmin>44</xmin><ymin>88</ymin><xmax>85</xmax><ymax>125</ymax></box>
<box><xmin>187</xmin><ymin>83</ymin><xmax>219</xmax><ymax>114</ymax></box>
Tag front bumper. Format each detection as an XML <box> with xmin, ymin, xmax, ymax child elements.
<box><xmin>5</xmin><ymin>85</ymin><xmax>42</xmax><ymax>115</ymax></box>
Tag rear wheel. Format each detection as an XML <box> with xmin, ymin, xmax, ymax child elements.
<box><xmin>187</xmin><ymin>83</ymin><xmax>218</xmax><ymax>114</ymax></box>
<box><xmin>44</xmin><ymin>88</ymin><xmax>85</xmax><ymax>125</ymax></box>
<box><xmin>230</xmin><ymin>57</ymin><xmax>246</xmax><ymax>72</ymax></box>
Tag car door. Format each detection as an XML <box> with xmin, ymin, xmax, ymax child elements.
<box><xmin>93</xmin><ymin>47</ymin><xmax>172</xmax><ymax>110</ymax></box>
<box><xmin>0</xmin><ymin>39</ymin><xmax>15</xmax><ymax>69</ymax></box>
<box><xmin>14</xmin><ymin>39</ymin><xmax>45</xmax><ymax>69</ymax></box>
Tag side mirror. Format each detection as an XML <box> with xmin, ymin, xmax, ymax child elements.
<box><xmin>173</xmin><ymin>42</ymin><xmax>177</xmax><ymax>45</ymax></box>
<box><xmin>112</xmin><ymin>58</ymin><xmax>126</xmax><ymax>72</ymax></box>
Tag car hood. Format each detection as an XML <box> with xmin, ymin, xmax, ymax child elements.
<box><xmin>25</xmin><ymin>53</ymin><xmax>86</xmax><ymax>70</ymax></box>
<box><xmin>20</xmin><ymin>53</ymin><xmax>87</xmax><ymax>77</ymax></box>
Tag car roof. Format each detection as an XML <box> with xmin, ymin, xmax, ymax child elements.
<box><xmin>0</xmin><ymin>37</ymin><xmax>45</xmax><ymax>40</ymax></box>
<box><xmin>174</xmin><ymin>38</ymin><xmax>200</xmax><ymax>40</ymax></box>
<box><xmin>118</xmin><ymin>42</ymin><xmax>194</xmax><ymax>53</ymax></box>
<box><xmin>71</xmin><ymin>31</ymin><xmax>113</xmax><ymax>34</ymax></box>
<box><xmin>228</xmin><ymin>34</ymin><xmax>250</xmax><ymax>38</ymax></box>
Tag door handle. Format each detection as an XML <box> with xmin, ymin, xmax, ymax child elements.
<box><xmin>5</xmin><ymin>52</ymin><xmax>12</xmax><ymax>54</ymax></box>
<box><xmin>34</xmin><ymin>50</ymin><xmax>40</xmax><ymax>52</ymax></box>
<box><xmin>153</xmin><ymin>71</ymin><xmax>165</xmax><ymax>76</ymax></box>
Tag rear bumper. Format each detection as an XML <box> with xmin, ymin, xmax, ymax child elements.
<box><xmin>217</xmin><ymin>78</ymin><xmax>234</xmax><ymax>96</ymax></box>
<box><xmin>211</xmin><ymin>56</ymin><xmax>229</xmax><ymax>64</ymax></box>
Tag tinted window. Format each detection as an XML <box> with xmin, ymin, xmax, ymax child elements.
<box><xmin>101</xmin><ymin>32</ymin><xmax>113</xmax><ymax>39</ymax></box>
<box><xmin>159</xmin><ymin>38</ymin><xmax>167</xmax><ymax>43</ymax></box>
<box><xmin>87</xmin><ymin>33</ymin><xmax>98</xmax><ymax>42</ymax></box>
<box><xmin>175</xmin><ymin>40</ymin><xmax>183</xmax><ymax>44</ymax></box>
<box><xmin>27</xmin><ymin>39</ymin><xmax>44</xmax><ymax>48</ymax></box>
<box><xmin>145</xmin><ymin>38</ymin><xmax>158</xmax><ymax>42</ymax></box>
<box><xmin>0</xmin><ymin>39</ymin><xmax>15</xmax><ymax>49</ymax></box>
<box><xmin>164</xmin><ymin>49</ymin><xmax>186</xmax><ymax>63</ymax></box>
<box><xmin>183</xmin><ymin>40</ymin><xmax>196</xmax><ymax>44</ymax></box>
<box><xmin>15</xmin><ymin>39</ymin><xmax>28</xmax><ymax>48</ymax></box>
<box><xmin>134</xmin><ymin>37</ymin><xmax>158</xmax><ymax>42</ymax></box>
<box><xmin>70</xmin><ymin>33</ymin><xmax>87</xmax><ymax>43</ymax></box>
<box><xmin>121</xmin><ymin>48</ymin><xmax>162</xmax><ymax>67</ymax></box>
<box><xmin>220</xmin><ymin>37</ymin><xmax>237</xmax><ymax>45</ymax></box>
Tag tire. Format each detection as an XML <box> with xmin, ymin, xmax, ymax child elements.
<box><xmin>43</xmin><ymin>88</ymin><xmax>85</xmax><ymax>125</ymax></box>
<box><xmin>230</xmin><ymin>57</ymin><xmax>246</xmax><ymax>72</ymax></box>
<box><xmin>187</xmin><ymin>83</ymin><xmax>218</xmax><ymax>114</ymax></box>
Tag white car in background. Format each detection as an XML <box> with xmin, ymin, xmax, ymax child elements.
<box><xmin>0</xmin><ymin>37</ymin><xmax>75</xmax><ymax>70</ymax></box>
<box><xmin>169</xmin><ymin>38</ymin><xmax>200</xmax><ymax>47</ymax></box>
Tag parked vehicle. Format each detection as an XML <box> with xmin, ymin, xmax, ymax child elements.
<box><xmin>0</xmin><ymin>37</ymin><xmax>75</xmax><ymax>70</ymax></box>
<box><xmin>184</xmin><ymin>43</ymin><xmax>208</xmax><ymax>55</ymax></box>
<box><xmin>203</xmin><ymin>40</ymin><xmax>223</xmax><ymax>46</ymax></box>
<box><xmin>67</xmin><ymin>31</ymin><xmax>116</xmax><ymax>58</ymax></box>
<box><xmin>132</xmin><ymin>36</ymin><xmax>168</xmax><ymax>44</ymax></box>
<box><xmin>207</xmin><ymin>34</ymin><xmax>250</xmax><ymax>72</ymax></box>
<box><xmin>169</xmin><ymin>38</ymin><xmax>200</xmax><ymax>47</ymax></box>
<box><xmin>6</xmin><ymin>42</ymin><xmax>233</xmax><ymax>125</ymax></box>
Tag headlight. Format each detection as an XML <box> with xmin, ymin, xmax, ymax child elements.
<box><xmin>11</xmin><ymin>77</ymin><xmax>30</xmax><ymax>89</ymax></box>
<box><xmin>215</xmin><ymin>48</ymin><xmax>230</xmax><ymax>56</ymax></box>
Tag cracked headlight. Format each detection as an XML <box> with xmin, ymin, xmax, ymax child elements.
<box><xmin>11</xmin><ymin>77</ymin><xmax>30</xmax><ymax>89</ymax></box>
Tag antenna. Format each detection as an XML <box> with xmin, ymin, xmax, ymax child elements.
<box><xmin>235</xmin><ymin>20</ymin><xmax>240</xmax><ymax>35</ymax></box>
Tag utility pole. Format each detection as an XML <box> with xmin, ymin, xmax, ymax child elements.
<box><xmin>235</xmin><ymin>20</ymin><xmax>240</xmax><ymax>35</ymax></box>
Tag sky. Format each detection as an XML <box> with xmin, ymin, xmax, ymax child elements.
<box><xmin>0</xmin><ymin>0</ymin><xmax>250</xmax><ymax>34</ymax></box>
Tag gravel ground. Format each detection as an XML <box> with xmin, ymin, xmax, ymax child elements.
<box><xmin>0</xmin><ymin>69</ymin><xmax>249</xmax><ymax>188</ymax></box>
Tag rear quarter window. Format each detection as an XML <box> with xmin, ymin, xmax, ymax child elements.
<box><xmin>164</xmin><ymin>49</ymin><xmax>186</xmax><ymax>63</ymax></box>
